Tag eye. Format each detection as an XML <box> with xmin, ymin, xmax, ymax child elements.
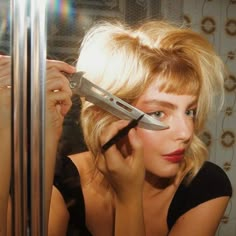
<box><xmin>147</xmin><ymin>111</ymin><xmax>165</xmax><ymax>120</ymax></box>
<box><xmin>185</xmin><ymin>109</ymin><xmax>196</xmax><ymax>118</ymax></box>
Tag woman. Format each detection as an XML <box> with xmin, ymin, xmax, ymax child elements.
<box><xmin>0</xmin><ymin>21</ymin><xmax>232</xmax><ymax>236</ymax></box>
<box><xmin>48</xmin><ymin>20</ymin><xmax>232</xmax><ymax>236</ymax></box>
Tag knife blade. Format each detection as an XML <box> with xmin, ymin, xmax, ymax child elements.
<box><xmin>69</xmin><ymin>72</ymin><xmax>168</xmax><ymax>131</ymax></box>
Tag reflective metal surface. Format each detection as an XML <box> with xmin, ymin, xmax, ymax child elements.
<box><xmin>6</xmin><ymin>1</ymin><xmax>235</xmax><ymax>235</ymax></box>
<box><xmin>11</xmin><ymin>0</ymin><xmax>28</xmax><ymax>235</ymax></box>
<box><xmin>30</xmin><ymin>0</ymin><xmax>47</xmax><ymax>235</ymax></box>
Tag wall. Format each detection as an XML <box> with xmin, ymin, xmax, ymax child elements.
<box><xmin>46</xmin><ymin>0</ymin><xmax>235</xmax><ymax>234</ymax></box>
<box><xmin>183</xmin><ymin>0</ymin><xmax>236</xmax><ymax>235</ymax></box>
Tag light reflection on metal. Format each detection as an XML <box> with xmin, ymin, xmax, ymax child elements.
<box><xmin>30</xmin><ymin>0</ymin><xmax>47</xmax><ymax>235</ymax></box>
<box><xmin>11</xmin><ymin>0</ymin><xmax>28</xmax><ymax>235</ymax></box>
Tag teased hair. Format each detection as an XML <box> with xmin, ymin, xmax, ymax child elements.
<box><xmin>76</xmin><ymin>20</ymin><xmax>227</xmax><ymax>184</ymax></box>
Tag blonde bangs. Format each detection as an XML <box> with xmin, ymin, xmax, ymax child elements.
<box><xmin>148</xmin><ymin>50</ymin><xmax>201</xmax><ymax>96</ymax></box>
<box><xmin>156</xmin><ymin>65</ymin><xmax>200</xmax><ymax>96</ymax></box>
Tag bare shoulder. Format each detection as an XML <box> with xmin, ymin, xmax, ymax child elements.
<box><xmin>69</xmin><ymin>151</ymin><xmax>93</xmax><ymax>170</ymax></box>
<box><xmin>168</xmin><ymin>161</ymin><xmax>232</xmax><ymax>236</ymax></box>
<box><xmin>48</xmin><ymin>186</ymin><xmax>69</xmax><ymax>236</ymax></box>
<box><xmin>69</xmin><ymin>151</ymin><xmax>96</xmax><ymax>185</ymax></box>
<box><xmin>169</xmin><ymin>196</ymin><xmax>230</xmax><ymax>236</ymax></box>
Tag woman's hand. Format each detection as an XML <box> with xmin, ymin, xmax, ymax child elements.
<box><xmin>0</xmin><ymin>55</ymin><xmax>11</xmax><ymax>131</ymax></box>
<box><xmin>98</xmin><ymin>120</ymin><xmax>146</xmax><ymax>236</ymax></box>
<box><xmin>46</xmin><ymin>60</ymin><xmax>75</xmax><ymax>140</ymax></box>
<box><xmin>45</xmin><ymin>60</ymin><xmax>75</xmax><ymax>229</ymax></box>
<box><xmin>97</xmin><ymin>120</ymin><xmax>145</xmax><ymax>203</ymax></box>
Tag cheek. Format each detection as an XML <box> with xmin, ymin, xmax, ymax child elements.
<box><xmin>136</xmin><ymin>129</ymin><xmax>167</xmax><ymax>171</ymax></box>
<box><xmin>117</xmin><ymin>130</ymin><xmax>164</xmax><ymax>157</ymax></box>
<box><xmin>136</xmin><ymin>129</ymin><xmax>164</xmax><ymax>153</ymax></box>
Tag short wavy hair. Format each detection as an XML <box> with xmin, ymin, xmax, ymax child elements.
<box><xmin>76</xmin><ymin>20</ymin><xmax>227</xmax><ymax>183</ymax></box>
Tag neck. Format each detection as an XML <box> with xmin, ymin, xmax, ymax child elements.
<box><xmin>142</xmin><ymin>171</ymin><xmax>179</xmax><ymax>198</ymax></box>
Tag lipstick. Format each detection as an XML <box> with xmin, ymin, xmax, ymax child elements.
<box><xmin>163</xmin><ymin>149</ymin><xmax>185</xmax><ymax>163</ymax></box>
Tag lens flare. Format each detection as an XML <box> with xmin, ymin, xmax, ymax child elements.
<box><xmin>47</xmin><ymin>0</ymin><xmax>74</xmax><ymax>23</ymax></box>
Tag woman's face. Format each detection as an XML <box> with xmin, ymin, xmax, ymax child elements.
<box><xmin>134</xmin><ymin>80</ymin><xmax>197</xmax><ymax>179</ymax></box>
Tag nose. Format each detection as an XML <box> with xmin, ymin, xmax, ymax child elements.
<box><xmin>171</xmin><ymin>115</ymin><xmax>193</xmax><ymax>143</ymax></box>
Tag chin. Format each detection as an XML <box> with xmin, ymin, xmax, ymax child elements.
<box><xmin>147</xmin><ymin>162</ymin><xmax>181</xmax><ymax>179</ymax></box>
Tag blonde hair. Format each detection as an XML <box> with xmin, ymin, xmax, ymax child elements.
<box><xmin>76</xmin><ymin>20</ymin><xmax>227</xmax><ymax>183</ymax></box>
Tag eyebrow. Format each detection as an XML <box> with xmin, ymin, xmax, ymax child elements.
<box><xmin>142</xmin><ymin>99</ymin><xmax>198</xmax><ymax>110</ymax></box>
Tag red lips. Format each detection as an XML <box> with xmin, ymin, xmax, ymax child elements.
<box><xmin>163</xmin><ymin>149</ymin><xmax>185</xmax><ymax>163</ymax></box>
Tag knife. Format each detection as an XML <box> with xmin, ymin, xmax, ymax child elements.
<box><xmin>69</xmin><ymin>72</ymin><xmax>168</xmax><ymax>131</ymax></box>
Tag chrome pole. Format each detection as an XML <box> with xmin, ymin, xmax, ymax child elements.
<box><xmin>30</xmin><ymin>0</ymin><xmax>47</xmax><ymax>235</ymax></box>
<box><xmin>11</xmin><ymin>0</ymin><xmax>28</xmax><ymax>235</ymax></box>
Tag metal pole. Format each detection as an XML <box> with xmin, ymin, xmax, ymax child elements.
<box><xmin>30</xmin><ymin>0</ymin><xmax>47</xmax><ymax>235</ymax></box>
<box><xmin>11</xmin><ymin>0</ymin><xmax>28</xmax><ymax>235</ymax></box>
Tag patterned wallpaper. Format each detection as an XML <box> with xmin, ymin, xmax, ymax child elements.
<box><xmin>183</xmin><ymin>0</ymin><xmax>236</xmax><ymax>235</ymax></box>
<box><xmin>0</xmin><ymin>0</ymin><xmax>234</xmax><ymax>234</ymax></box>
<box><xmin>46</xmin><ymin>0</ymin><xmax>235</xmax><ymax>234</ymax></box>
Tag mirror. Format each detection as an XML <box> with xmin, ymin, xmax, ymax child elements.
<box><xmin>0</xmin><ymin>1</ymin><xmax>12</xmax><ymax>235</ymax></box>
<box><xmin>2</xmin><ymin>0</ymin><xmax>235</xmax><ymax>235</ymax></box>
<box><xmin>46</xmin><ymin>1</ymin><xmax>235</xmax><ymax>235</ymax></box>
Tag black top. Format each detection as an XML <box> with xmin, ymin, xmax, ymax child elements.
<box><xmin>54</xmin><ymin>156</ymin><xmax>232</xmax><ymax>236</ymax></box>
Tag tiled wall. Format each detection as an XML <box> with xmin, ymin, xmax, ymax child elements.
<box><xmin>183</xmin><ymin>0</ymin><xmax>236</xmax><ymax>235</ymax></box>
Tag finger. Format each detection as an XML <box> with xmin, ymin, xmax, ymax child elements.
<box><xmin>127</xmin><ymin>128</ymin><xmax>144</xmax><ymax>165</ymax></box>
<box><xmin>0</xmin><ymin>68</ymin><xmax>11</xmax><ymax>78</ymax></box>
<box><xmin>100</xmin><ymin>120</ymin><xmax>129</xmax><ymax>147</ymax></box>
<box><xmin>0</xmin><ymin>88</ymin><xmax>11</xmax><ymax>99</ymax></box>
<box><xmin>46</xmin><ymin>76</ymin><xmax>71</xmax><ymax>93</ymax></box>
<box><xmin>47</xmin><ymin>99</ymin><xmax>72</xmax><ymax>117</ymax></box>
<box><xmin>46</xmin><ymin>59</ymin><xmax>75</xmax><ymax>74</ymax></box>
<box><xmin>0</xmin><ymin>60</ymin><xmax>11</xmax><ymax>78</ymax></box>
<box><xmin>99</xmin><ymin>120</ymin><xmax>132</xmax><ymax>169</ymax></box>
<box><xmin>96</xmin><ymin>153</ymin><xmax>107</xmax><ymax>175</ymax></box>
<box><xmin>0</xmin><ymin>75</ymin><xmax>11</xmax><ymax>88</ymax></box>
<box><xmin>128</xmin><ymin>128</ymin><xmax>143</xmax><ymax>154</ymax></box>
<box><xmin>47</xmin><ymin>88</ymin><xmax>72</xmax><ymax>103</ymax></box>
<box><xmin>0</xmin><ymin>55</ymin><xmax>11</xmax><ymax>65</ymax></box>
<box><xmin>46</xmin><ymin>69</ymin><xmax>72</xmax><ymax>95</ymax></box>
<box><xmin>0</xmin><ymin>87</ymin><xmax>11</xmax><ymax>109</ymax></box>
<box><xmin>103</xmin><ymin>148</ymin><xmax>127</xmax><ymax>175</ymax></box>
